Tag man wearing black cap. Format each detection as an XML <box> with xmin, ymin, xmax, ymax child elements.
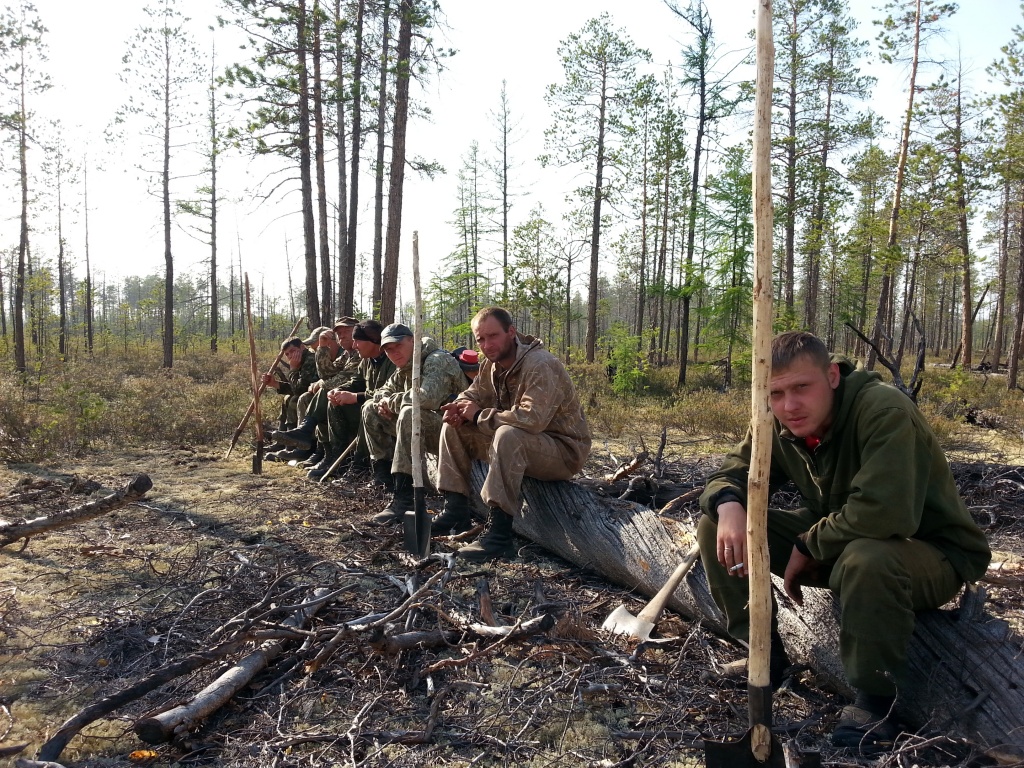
<box><xmin>316</xmin><ymin>319</ymin><xmax>396</xmax><ymax>480</ymax></box>
<box><xmin>363</xmin><ymin>323</ymin><xmax>467</xmax><ymax>524</ymax></box>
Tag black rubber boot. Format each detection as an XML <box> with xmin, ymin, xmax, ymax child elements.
<box><xmin>306</xmin><ymin>448</ymin><xmax>341</xmax><ymax>481</ymax></box>
<box><xmin>457</xmin><ymin>508</ymin><xmax>516</xmax><ymax>562</ymax></box>
<box><xmin>431</xmin><ymin>492</ymin><xmax>474</xmax><ymax>536</ymax></box>
<box><xmin>271</xmin><ymin>418</ymin><xmax>316</xmax><ymax>450</ymax></box>
<box><xmin>301</xmin><ymin>441</ymin><xmax>324</xmax><ymax>468</ymax></box>
<box><xmin>371</xmin><ymin>473</ymin><xmax>413</xmax><ymax>525</ymax></box>
<box><xmin>368</xmin><ymin>459</ymin><xmax>393</xmax><ymax>490</ymax></box>
<box><xmin>274</xmin><ymin>446</ymin><xmax>314</xmax><ymax>463</ymax></box>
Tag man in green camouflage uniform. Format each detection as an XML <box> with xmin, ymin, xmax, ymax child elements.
<box><xmin>272</xmin><ymin>320</ymin><xmax>363</xmax><ymax>476</ymax></box>
<box><xmin>262</xmin><ymin>336</ymin><xmax>319</xmax><ymax>460</ymax></box>
<box><xmin>319</xmin><ymin>319</ymin><xmax>396</xmax><ymax>480</ymax></box>
<box><xmin>365</xmin><ymin>323</ymin><xmax>467</xmax><ymax>524</ymax></box>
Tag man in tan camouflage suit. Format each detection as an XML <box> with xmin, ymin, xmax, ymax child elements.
<box><xmin>435</xmin><ymin>307</ymin><xmax>591</xmax><ymax>562</ymax></box>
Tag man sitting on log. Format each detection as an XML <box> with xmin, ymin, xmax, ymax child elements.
<box><xmin>273</xmin><ymin>326</ymin><xmax>360</xmax><ymax>472</ymax></box>
<box><xmin>434</xmin><ymin>307</ymin><xmax>592</xmax><ymax>562</ymax></box>
<box><xmin>322</xmin><ymin>319</ymin><xmax>396</xmax><ymax>480</ymax></box>
<box><xmin>365</xmin><ymin>323</ymin><xmax>467</xmax><ymax>525</ymax></box>
<box><xmin>262</xmin><ymin>335</ymin><xmax>319</xmax><ymax>461</ymax></box>
<box><xmin>698</xmin><ymin>330</ymin><xmax>991</xmax><ymax>750</ymax></box>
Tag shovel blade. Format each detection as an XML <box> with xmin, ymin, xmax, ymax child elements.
<box><xmin>403</xmin><ymin>510</ymin><xmax>419</xmax><ymax>554</ymax></box>
<box><xmin>705</xmin><ymin>730</ymin><xmax>819</xmax><ymax>768</ymax></box>
<box><xmin>601</xmin><ymin>605</ymin><xmax>654</xmax><ymax>641</ymax></box>
<box><xmin>704</xmin><ymin>728</ymin><xmax>788</xmax><ymax>768</ymax></box>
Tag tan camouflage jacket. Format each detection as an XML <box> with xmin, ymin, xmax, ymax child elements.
<box><xmin>456</xmin><ymin>334</ymin><xmax>591</xmax><ymax>473</ymax></box>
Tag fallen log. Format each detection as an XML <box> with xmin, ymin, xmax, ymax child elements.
<box><xmin>0</xmin><ymin>475</ymin><xmax>153</xmax><ymax>548</ymax></box>
<box><xmin>468</xmin><ymin>464</ymin><xmax>1024</xmax><ymax>762</ymax></box>
<box><xmin>134</xmin><ymin>587</ymin><xmax>332</xmax><ymax>744</ymax></box>
<box><xmin>36</xmin><ymin>635</ymin><xmax>261</xmax><ymax>762</ymax></box>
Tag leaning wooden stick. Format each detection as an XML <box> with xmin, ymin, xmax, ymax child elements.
<box><xmin>225</xmin><ymin>315</ymin><xmax>305</xmax><ymax>458</ymax></box>
<box><xmin>317</xmin><ymin>437</ymin><xmax>359</xmax><ymax>484</ymax></box>
<box><xmin>244</xmin><ymin>274</ymin><xmax>265</xmax><ymax>474</ymax></box>
<box><xmin>0</xmin><ymin>475</ymin><xmax>153</xmax><ymax>548</ymax></box>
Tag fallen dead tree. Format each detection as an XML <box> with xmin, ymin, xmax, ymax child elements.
<box><xmin>134</xmin><ymin>587</ymin><xmax>333</xmax><ymax>744</ymax></box>
<box><xmin>0</xmin><ymin>474</ymin><xmax>153</xmax><ymax>548</ymax></box>
<box><xmin>469</xmin><ymin>464</ymin><xmax>1024</xmax><ymax>763</ymax></box>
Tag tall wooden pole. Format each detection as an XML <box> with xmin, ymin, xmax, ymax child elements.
<box><xmin>245</xmin><ymin>274</ymin><xmax>265</xmax><ymax>474</ymax></box>
<box><xmin>747</xmin><ymin>0</ymin><xmax>775</xmax><ymax>761</ymax></box>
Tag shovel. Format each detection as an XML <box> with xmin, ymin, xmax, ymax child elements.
<box><xmin>704</xmin><ymin>1</ymin><xmax>815</xmax><ymax>764</ymax></box>
<box><xmin>603</xmin><ymin>544</ymin><xmax>700</xmax><ymax>641</ymax></box>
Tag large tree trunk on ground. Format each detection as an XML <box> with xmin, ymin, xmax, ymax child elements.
<box><xmin>469</xmin><ymin>465</ymin><xmax>1024</xmax><ymax>762</ymax></box>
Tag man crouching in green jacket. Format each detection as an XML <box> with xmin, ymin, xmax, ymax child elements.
<box><xmin>698</xmin><ymin>331</ymin><xmax>990</xmax><ymax>752</ymax></box>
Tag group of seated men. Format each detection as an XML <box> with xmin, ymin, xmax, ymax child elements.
<box><xmin>262</xmin><ymin>306</ymin><xmax>593</xmax><ymax>562</ymax></box>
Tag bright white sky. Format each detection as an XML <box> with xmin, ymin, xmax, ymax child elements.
<box><xmin>16</xmin><ymin>0</ymin><xmax>1018</xmax><ymax>316</ymax></box>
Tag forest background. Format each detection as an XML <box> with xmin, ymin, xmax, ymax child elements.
<box><xmin>1</xmin><ymin>0</ymin><xmax>1024</xmax><ymax>459</ymax></box>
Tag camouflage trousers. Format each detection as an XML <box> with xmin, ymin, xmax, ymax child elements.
<box><xmin>437</xmin><ymin>423</ymin><xmax>583</xmax><ymax>517</ymax></box>
<box><xmin>326</xmin><ymin>402</ymin><xmax>361</xmax><ymax>454</ymax></box>
<box><xmin>361</xmin><ymin>400</ymin><xmax>443</xmax><ymax>475</ymax></box>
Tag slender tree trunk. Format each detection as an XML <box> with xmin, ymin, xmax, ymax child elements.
<box><xmin>379</xmin><ymin>0</ymin><xmax>412</xmax><ymax>323</ymax></box>
<box><xmin>56</xmin><ymin>148</ymin><xmax>67</xmax><ymax>360</ymax></box>
<box><xmin>312</xmin><ymin>1</ymin><xmax>332</xmax><ymax>324</ymax></box>
<box><xmin>868</xmin><ymin>0</ymin><xmax>921</xmax><ymax>369</ymax></box>
<box><xmin>334</xmin><ymin>0</ymin><xmax>349</xmax><ymax>315</ymax></box>
<box><xmin>297</xmin><ymin>0</ymin><xmax>321</xmax><ymax>326</ymax></box>
<box><xmin>84</xmin><ymin>158</ymin><xmax>93</xmax><ymax>355</ymax></box>
<box><xmin>993</xmin><ymin>177</ymin><xmax>1009</xmax><ymax>369</ymax></box>
<box><xmin>373</xmin><ymin>0</ymin><xmax>391</xmax><ymax>308</ymax></box>
<box><xmin>1007</xmin><ymin>193</ymin><xmax>1024</xmax><ymax>389</ymax></box>
<box><xmin>783</xmin><ymin>3</ymin><xmax>797</xmax><ymax>321</ymax></box>
<box><xmin>342</xmin><ymin>0</ymin><xmax>364</xmax><ymax>315</ymax></box>
<box><xmin>952</xmin><ymin>81</ymin><xmax>973</xmax><ymax>370</ymax></box>
<box><xmin>209</xmin><ymin>52</ymin><xmax>219</xmax><ymax>353</ymax></box>
<box><xmin>585</xmin><ymin>65</ymin><xmax>608</xmax><ymax>364</ymax></box>
<box><xmin>13</xmin><ymin>56</ymin><xmax>28</xmax><ymax>372</ymax></box>
<box><xmin>677</xmin><ymin>81</ymin><xmax>704</xmax><ymax>384</ymax></box>
<box><xmin>161</xmin><ymin>29</ymin><xmax>174</xmax><ymax>368</ymax></box>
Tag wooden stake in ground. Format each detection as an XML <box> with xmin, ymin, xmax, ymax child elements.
<box><xmin>244</xmin><ymin>274</ymin><xmax>265</xmax><ymax>474</ymax></box>
<box><xmin>403</xmin><ymin>230</ymin><xmax>429</xmax><ymax>556</ymax></box>
<box><xmin>225</xmin><ymin>315</ymin><xmax>305</xmax><ymax>458</ymax></box>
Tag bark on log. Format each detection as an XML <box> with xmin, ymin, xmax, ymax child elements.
<box><xmin>134</xmin><ymin>588</ymin><xmax>331</xmax><ymax>744</ymax></box>
<box><xmin>468</xmin><ymin>464</ymin><xmax>1024</xmax><ymax>761</ymax></box>
<box><xmin>0</xmin><ymin>475</ymin><xmax>152</xmax><ymax>548</ymax></box>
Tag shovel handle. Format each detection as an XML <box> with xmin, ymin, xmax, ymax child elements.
<box><xmin>635</xmin><ymin>544</ymin><xmax>702</xmax><ymax>624</ymax></box>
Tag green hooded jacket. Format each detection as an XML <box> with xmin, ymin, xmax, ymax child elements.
<box><xmin>699</xmin><ymin>358</ymin><xmax>991</xmax><ymax>582</ymax></box>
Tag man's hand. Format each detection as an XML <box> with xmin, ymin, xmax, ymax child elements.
<box><xmin>783</xmin><ymin>545</ymin><xmax>820</xmax><ymax>606</ymax></box>
<box><xmin>284</xmin><ymin>347</ymin><xmax>303</xmax><ymax>369</ymax></box>
<box><xmin>377</xmin><ymin>400</ymin><xmax>395</xmax><ymax>420</ymax></box>
<box><xmin>441</xmin><ymin>400</ymin><xmax>480</xmax><ymax>426</ymax></box>
<box><xmin>329</xmin><ymin>389</ymin><xmax>357</xmax><ymax>406</ymax></box>
<box><xmin>261</xmin><ymin>373</ymin><xmax>280</xmax><ymax>391</ymax></box>
<box><xmin>310</xmin><ymin>381</ymin><xmax>323</xmax><ymax>394</ymax></box>
<box><xmin>716</xmin><ymin>502</ymin><xmax>748</xmax><ymax>578</ymax></box>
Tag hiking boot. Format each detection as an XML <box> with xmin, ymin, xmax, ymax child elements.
<box><xmin>270</xmin><ymin>419</ymin><xmax>317</xmax><ymax>450</ymax></box>
<box><xmin>370</xmin><ymin>472</ymin><xmax>413</xmax><ymax>525</ymax></box>
<box><xmin>306</xmin><ymin>449</ymin><xmax>341</xmax><ymax>481</ymax></box>
<box><xmin>431</xmin><ymin>491</ymin><xmax>474</xmax><ymax>536</ymax></box>
<box><xmin>301</xmin><ymin>445</ymin><xmax>324</xmax><ymax>468</ymax></box>
<box><xmin>272</xmin><ymin>446</ymin><xmax>315</xmax><ymax>463</ymax></box>
<box><xmin>831</xmin><ymin>704</ymin><xmax>900</xmax><ymax>753</ymax></box>
<box><xmin>457</xmin><ymin>508</ymin><xmax>516</xmax><ymax>562</ymax></box>
<box><xmin>367</xmin><ymin>459</ymin><xmax>393</xmax><ymax>490</ymax></box>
